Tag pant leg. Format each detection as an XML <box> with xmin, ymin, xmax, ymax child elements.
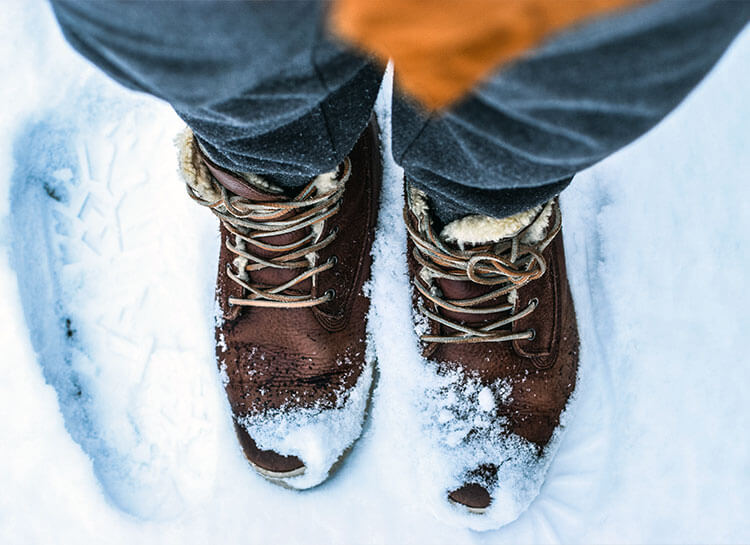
<box><xmin>393</xmin><ymin>0</ymin><xmax>750</xmax><ymax>223</ymax></box>
<box><xmin>50</xmin><ymin>0</ymin><xmax>383</xmax><ymax>187</ymax></box>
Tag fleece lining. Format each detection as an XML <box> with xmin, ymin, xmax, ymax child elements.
<box><xmin>177</xmin><ymin>127</ymin><xmax>347</xmax><ymax>268</ymax></box>
<box><xmin>177</xmin><ymin>127</ymin><xmax>287</xmax><ymax>196</ymax></box>
<box><xmin>441</xmin><ymin>206</ymin><xmax>542</xmax><ymax>246</ymax></box>
<box><xmin>408</xmin><ymin>185</ymin><xmax>552</xmax><ymax>246</ymax></box>
<box><xmin>175</xmin><ymin>128</ymin><xmax>219</xmax><ymax>201</ymax></box>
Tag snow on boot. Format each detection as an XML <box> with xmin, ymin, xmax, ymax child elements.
<box><xmin>404</xmin><ymin>184</ymin><xmax>579</xmax><ymax>521</ymax></box>
<box><xmin>177</xmin><ymin>122</ymin><xmax>381</xmax><ymax>489</ymax></box>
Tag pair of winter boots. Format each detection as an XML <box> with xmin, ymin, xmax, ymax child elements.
<box><xmin>178</xmin><ymin>120</ymin><xmax>578</xmax><ymax>516</ymax></box>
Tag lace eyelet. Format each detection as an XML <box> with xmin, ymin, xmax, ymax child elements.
<box><xmin>529</xmin><ymin>297</ymin><xmax>539</xmax><ymax>308</ymax></box>
<box><xmin>324</xmin><ymin>288</ymin><xmax>336</xmax><ymax>301</ymax></box>
<box><xmin>331</xmin><ymin>225</ymin><xmax>340</xmax><ymax>235</ymax></box>
<box><xmin>328</xmin><ymin>255</ymin><xmax>338</xmax><ymax>266</ymax></box>
<box><xmin>527</xmin><ymin>328</ymin><xmax>536</xmax><ymax>341</ymax></box>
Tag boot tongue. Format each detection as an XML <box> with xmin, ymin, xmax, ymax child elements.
<box><xmin>200</xmin><ymin>151</ymin><xmax>288</xmax><ymax>203</ymax></box>
<box><xmin>199</xmin><ymin>148</ymin><xmax>316</xmax><ymax>292</ymax></box>
<box><xmin>434</xmin><ymin>268</ymin><xmax>508</xmax><ymax>327</ymax></box>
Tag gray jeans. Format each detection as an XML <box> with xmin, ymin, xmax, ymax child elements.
<box><xmin>51</xmin><ymin>0</ymin><xmax>750</xmax><ymax>223</ymax></box>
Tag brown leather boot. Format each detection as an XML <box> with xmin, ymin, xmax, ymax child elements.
<box><xmin>404</xmin><ymin>184</ymin><xmax>579</xmax><ymax>519</ymax></box>
<box><xmin>177</xmin><ymin>122</ymin><xmax>381</xmax><ymax>489</ymax></box>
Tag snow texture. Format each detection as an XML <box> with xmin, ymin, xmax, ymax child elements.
<box><xmin>1</xmin><ymin>1</ymin><xmax>749</xmax><ymax>543</ymax></box>
<box><xmin>237</xmin><ymin>360</ymin><xmax>374</xmax><ymax>490</ymax></box>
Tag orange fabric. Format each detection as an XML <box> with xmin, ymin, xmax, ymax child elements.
<box><xmin>329</xmin><ymin>0</ymin><xmax>641</xmax><ymax>110</ymax></box>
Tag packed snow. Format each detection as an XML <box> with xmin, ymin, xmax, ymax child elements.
<box><xmin>1</xmin><ymin>1</ymin><xmax>749</xmax><ymax>543</ymax></box>
<box><xmin>237</xmin><ymin>360</ymin><xmax>374</xmax><ymax>491</ymax></box>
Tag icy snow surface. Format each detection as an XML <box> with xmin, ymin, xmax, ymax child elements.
<box><xmin>1</xmin><ymin>1</ymin><xmax>749</xmax><ymax>543</ymax></box>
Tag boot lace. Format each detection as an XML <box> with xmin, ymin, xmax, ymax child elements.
<box><xmin>186</xmin><ymin>158</ymin><xmax>351</xmax><ymax>309</ymax></box>
<box><xmin>405</xmin><ymin>193</ymin><xmax>561</xmax><ymax>344</ymax></box>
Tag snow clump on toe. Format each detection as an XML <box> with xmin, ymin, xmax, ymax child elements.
<box><xmin>238</xmin><ymin>359</ymin><xmax>374</xmax><ymax>489</ymax></box>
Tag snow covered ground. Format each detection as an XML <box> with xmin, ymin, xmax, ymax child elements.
<box><xmin>1</xmin><ymin>1</ymin><xmax>749</xmax><ymax>543</ymax></box>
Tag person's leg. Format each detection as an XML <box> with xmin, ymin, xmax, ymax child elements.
<box><xmin>50</xmin><ymin>0</ymin><xmax>385</xmax><ymax>488</ymax></box>
<box><xmin>393</xmin><ymin>0</ymin><xmax>750</xmax><ymax>224</ymax></box>
<box><xmin>398</xmin><ymin>0</ymin><xmax>749</xmax><ymax>520</ymax></box>
<box><xmin>50</xmin><ymin>0</ymin><xmax>383</xmax><ymax>187</ymax></box>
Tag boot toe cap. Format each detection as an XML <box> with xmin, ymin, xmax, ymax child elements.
<box><xmin>234</xmin><ymin>421</ymin><xmax>305</xmax><ymax>479</ymax></box>
<box><xmin>448</xmin><ymin>483</ymin><xmax>492</xmax><ymax>513</ymax></box>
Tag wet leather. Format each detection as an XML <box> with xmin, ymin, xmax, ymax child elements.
<box><xmin>205</xmin><ymin>122</ymin><xmax>381</xmax><ymax>471</ymax></box>
<box><xmin>407</xmin><ymin>206</ymin><xmax>579</xmax><ymax>484</ymax></box>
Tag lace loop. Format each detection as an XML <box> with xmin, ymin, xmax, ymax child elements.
<box><xmin>466</xmin><ymin>252</ymin><xmax>544</xmax><ymax>285</ymax></box>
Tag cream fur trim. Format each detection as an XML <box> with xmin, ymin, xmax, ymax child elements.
<box><xmin>408</xmin><ymin>186</ymin><xmax>430</xmax><ymax>219</ymax></box>
<box><xmin>175</xmin><ymin>128</ymin><xmax>220</xmax><ymax>202</ymax></box>
<box><xmin>312</xmin><ymin>170</ymin><xmax>341</xmax><ymax>195</ymax></box>
<box><xmin>177</xmin><ymin>125</ymin><xmax>347</xmax><ymax>212</ymax></box>
<box><xmin>307</xmin><ymin>168</ymin><xmax>349</xmax><ymax>265</ymax></box>
<box><xmin>177</xmin><ymin>126</ymin><xmax>349</xmax><ymax>274</ymax></box>
<box><xmin>407</xmin><ymin>184</ymin><xmax>553</xmax><ymax>246</ymax></box>
<box><xmin>441</xmin><ymin>206</ymin><xmax>542</xmax><ymax>246</ymax></box>
<box><xmin>176</xmin><ymin>127</ymin><xmax>285</xmax><ymax>196</ymax></box>
<box><xmin>239</xmin><ymin>172</ymin><xmax>284</xmax><ymax>194</ymax></box>
<box><xmin>407</xmin><ymin>185</ymin><xmax>555</xmax><ymax>311</ymax></box>
<box><xmin>521</xmin><ymin>200</ymin><xmax>554</xmax><ymax>245</ymax></box>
